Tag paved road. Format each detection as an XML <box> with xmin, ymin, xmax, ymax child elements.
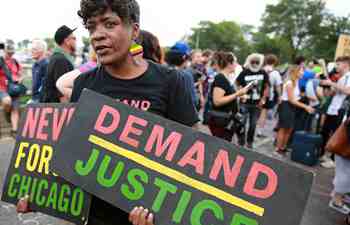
<box><xmin>0</xmin><ymin>128</ymin><xmax>347</xmax><ymax>225</ymax></box>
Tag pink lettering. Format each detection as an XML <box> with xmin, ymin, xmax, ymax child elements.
<box><xmin>94</xmin><ymin>105</ymin><xmax>121</xmax><ymax>134</ymax></box>
<box><xmin>22</xmin><ymin>107</ymin><xmax>40</xmax><ymax>139</ymax></box>
<box><xmin>209</xmin><ymin>150</ymin><xmax>245</xmax><ymax>188</ymax></box>
<box><xmin>130</xmin><ymin>100</ymin><xmax>140</xmax><ymax>109</ymax></box>
<box><xmin>52</xmin><ymin>108</ymin><xmax>68</xmax><ymax>141</ymax></box>
<box><xmin>141</xmin><ymin>101</ymin><xmax>151</xmax><ymax>111</ymax></box>
<box><xmin>67</xmin><ymin>107</ymin><xmax>76</xmax><ymax>124</ymax></box>
<box><xmin>145</xmin><ymin>125</ymin><xmax>182</xmax><ymax>161</ymax></box>
<box><xmin>243</xmin><ymin>162</ymin><xmax>278</xmax><ymax>199</ymax></box>
<box><xmin>36</xmin><ymin>107</ymin><xmax>53</xmax><ymax>141</ymax></box>
<box><xmin>178</xmin><ymin>141</ymin><xmax>205</xmax><ymax>175</ymax></box>
<box><xmin>119</xmin><ymin>115</ymin><xmax>148</xmax><ymax>148</ymax></box>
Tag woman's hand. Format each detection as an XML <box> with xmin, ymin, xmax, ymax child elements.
<box><xmin>129</xmin><ymin>207</ymin><xmax>154</xmax><ymax>225</ymax></box>
<box><xmin>16</xmin><ymin>195</ymin><xmax>32</xmax><ymax>213</ymax></box>
<box><xmin>305</xmin><ymin>106</ymin><xmax>315</xmax><ymax>114</ymax></box>
<box><xmin>237</xmin><ymin>86</ymin><xmax>249</xmax><ymax>97</ymax></box>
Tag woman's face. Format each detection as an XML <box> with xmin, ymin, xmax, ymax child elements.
<box><xmin>86</xmin><ymin>9</ymin><xmax>138</xmax><ymax>66</ymax></box>
<box><xmin>227</xmin><ymin>62</ymin><xmax>236</xmax><ymax>74</ymax></box>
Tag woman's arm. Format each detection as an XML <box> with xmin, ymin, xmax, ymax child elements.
<box><xmin>286</xmin><ymin>83</ymin><xmax>314</xmax><ymax>113</ymax></box>
<box><xmin>56</xmin><ymin>69</ymin><xmax>82</xmax><ymax>100</ymax></box>
<box><xmin>212</xmin><ymin>86</ymin><xmax>247</xmax><ymax>107</ymax></box>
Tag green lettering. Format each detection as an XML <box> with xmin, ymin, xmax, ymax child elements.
<box><xmin>45</xmin><ymin>182</ymin><xmax>58</xmax><ymax>209</ymax></box>
<box><xmin>36</xmin><ymin>179</ymin><xmax>48</xmax><ymax>206</ymax></box>
<box><xmin>7</xmin><ymin>173</ymin><xmax>20</xmax><ymax>198</ymax></box>
<box><xmin>191</xmin><ymin>200</ymin><xmax>224</xmax><ymax>225</ymax></box>
<box><xmin>231</xmin><ymin>214</ymin><xmax>259</xmax><ymax>225</ymax></box>
<box><xmin>97</xmin><ymin>156</ymin><xmax>124</xmax><ymax>187</ymax></box>
<box><xmin>29</xmin><ymin>178</ymin><xmax>38</xmax><ymax>203</ymax></box>
<box><xmin>71</xmin><ymin>188</ymin><xmax>84</xmax><ymax>216</ymax></box>
<box><xmin>75</xmin><ymin>149</ymin><xmax>100</xmax><ymax>176</ymax></box>
<box><xmin>58</xmin><ymin>184</ymin><xmax>71</xmax><ymax>213</ymax></box>
<box><xmin>152</xmin><ymin>178</ymin><xmax>177</xmax><ymax>212</ymax></box>
<box><xmin>172</xmin><ymin>190</ymin><xmax>192</xmax><ymax>223</ymax></box>
<box><xmin>18</xmin><ymin>176</ymin><xmax>32</xmax><ymax>198</ymax></box>
<box><xmin>121</xmin><ymin>168</ymin><xmax>148</xmax><ymax>201</ymax></box>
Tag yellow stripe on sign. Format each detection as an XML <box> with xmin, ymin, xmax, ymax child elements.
<box><xmin>88</xmin><ymin>135</ymin><xmax>265</xmax><ymax>217</ymax></box>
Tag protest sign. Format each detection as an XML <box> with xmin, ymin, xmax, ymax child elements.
<box><xmin>335</xmin><ymin>34</ymin><xmax>350</xmax><ymax>59</ymax></box>
<box><xmin>52</xmin><ymin>89</ymin><xmax>314</xmax><ymax>225</ymax></box>
<box><xmin>1</xmin><ymin>104</ymin><xmax>91</xmax><ymax>225</ymax></box>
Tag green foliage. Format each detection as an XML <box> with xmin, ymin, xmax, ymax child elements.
<box><xmin>188</xmin><ymin>0</ymin><xmax>350</xmax><ymax>63</ymax></box>
<box><xmin>261</xmin><ymin>0</ymin><xmax>350</xmax><ymax>61</ymax></box>
<box><xmin>189</xmin><ymin>21</ymin><xmax>252</xmax><ymax>63</ymax></box>
<box><xmin>44</xmin><ymin>38</ymin><xmax>56</xmax><ymax>50</ymax></box>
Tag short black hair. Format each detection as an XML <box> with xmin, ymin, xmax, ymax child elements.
<box><xmin>78</xmin><ymin>0</ymin><xmax>140</xmax><ymax>25</ymax></box>
<box><xmin>294</xmin><ymin>56</ymin><xmax>305</xmax><ymax>66</ymax></box>
<box><xmin>165</xmin><ymin>51</ymin><xmax>187</xmax><ymax>67</ymax></box>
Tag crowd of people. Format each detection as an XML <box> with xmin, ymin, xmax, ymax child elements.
<box><xmin>1</xmin><ymin>0</ymin><xmax>350</xmax><ymax>224</ymax></box>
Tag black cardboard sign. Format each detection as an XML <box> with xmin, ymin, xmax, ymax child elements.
<box><xmin>1</xmin><ymin>104</ymin><xmax>91</xmax><ymax>225</ymax></box>
<box><xmin>52</xmin><ymin>89</ymin><xmax>314</xmax><ymax>225</ymax></box>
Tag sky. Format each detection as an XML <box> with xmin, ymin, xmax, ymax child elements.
<box><xmin>0</xmin><ymin>0</ymin><xmax>348</xmax><ymax>47</ymax></box>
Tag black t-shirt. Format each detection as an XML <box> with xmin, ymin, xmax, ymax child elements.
<box><xmin>70</xmin><ymin>61</ymin><xmax>199</xmax><ymax>225</ymax></box>
<box><xmin>211</xmin><ymin>73</ymin><xmax>237</xmax><ymax>113</ymax></box>
<box><xmin>236</xmin><ymin>68</ymin><xmax>269</xmax><ymax>104</ymax></box>
<box><xmin>41</xmin><ymin>52</ymin><xmax>74</xmax><ymax>103</ymax></box>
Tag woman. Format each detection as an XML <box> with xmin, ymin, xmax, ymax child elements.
<box><xmin>208</xmin><ymin>51</ymin><xmax>249</xmax><ymax>143</ymax></box>
<box><xmin>275</xmin><ymin>65</ymin><xmax>315</xmax><ymax>156</ymax></box>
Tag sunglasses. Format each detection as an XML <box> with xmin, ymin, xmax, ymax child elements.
<box><xmin>251</xmin><ymin>60</ymin><xmax>260</xmax><ymax>65</ymax></box>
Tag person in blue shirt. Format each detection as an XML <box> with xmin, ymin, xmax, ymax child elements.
<box><xmin>165</xmin><ymin>42</ymin><xmax>198</xmax><ymax>107</ymax></box>
<box><xmin>30</xmin><ymin>39</ymin><xmax>49</xmax><ymax>103</ymax></box>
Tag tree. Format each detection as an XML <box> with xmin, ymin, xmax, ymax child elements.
<box><xmin>306</xmin><ymin>14</ymin><xmax>350</xmax><ymax>60</ymax></box>
<box><xmin>252</xmin><ymin>32</ymin><xmax>294</xmax><ymax>63</ymax></box>
<box><xmin>44</xmin><ymin>38</ymin><xmax>56</xmax><ymax>50</ymax></box>
<box><xmin>261</xmin><ymin>0</ymin><xmax>326</xmax><ymax>59</ymax></box>
<box><xmin>189</xmin><ymin>21</ymin><xmax>252</xmax><ymax>62</ymax></box>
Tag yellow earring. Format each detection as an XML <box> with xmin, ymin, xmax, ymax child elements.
<box><xmin>129</xmin><ymin>43</ymin><xmax>143</xmax><ymax>56</ymax></box>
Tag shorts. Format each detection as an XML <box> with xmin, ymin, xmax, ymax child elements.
<box><xmin>278</xmin><ymin>101</ymin><xmax>297</xmax><ymax>129</ymax></box>
<box><xmin>0</xmin><ymin>91</ymin><xmax>20</xmax><ymax>108</ymax></box>
<box><xmin>263</xmin><ymin>100</ymin><xmax>276</xmax><ymax>110</ymax></box>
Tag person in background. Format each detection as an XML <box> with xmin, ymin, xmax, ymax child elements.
<box><xmin>41</xmin><ymin>25</ymin><xmax>76</xmax><ymax>103</ymax></box>
<box><xmin>236</xmin><ymin>53</ymin><xmax>270</xmax><ymax>149</ymax></box>
<box><xmin>257</xmin><ymin>54</ymin><xmax>282</xmax><ymax>138</ymax></box>
<box><xmin>208</xmin><ymin>51</ymin><xmax>249</xmax><ymax>143</ymax></box>
<box><xmin>138</xmin><ymin>30</ymin><xmax>163</xmax><ymax>64</ymax></box>
<box><xmin>275</xmin><ymin>65</ymin><xmax>315</xmax><ymax>157</ymax></box>
<box><xmin>320</xmin><ymin>56</ymin><xmax>350</xmax><ymax>168</ymax></box>
<box><xmin>30</xmin><ymin>39</ymin><xmax>49</xmax><ymax>103</ymax></box>
<box><xmin>57</xmin><ymin>30</ymin><xmax>162</xmax><ymax>100</ymax></box>
<box><xmin>201</xmin><ymin>49</ymin><xmax>213</xmax><ymax>96</ymax></box>
<box><xmin>0</xmin><ymin>44</ymin><xmax>24</xmax><ymax>136</ymax></box>
<box><xmin>165</xmin><ymin>42</ymin><xmax>197</xmax><ymax>107</ymax></box>
<box><xmin>191</xmin><ymin>49</ymin><xmax>206</xmax><ymax>110</ymax></box>
<box><xmin>56</xmin><ymin>47</ymin><xmax>97</xmax><ymax>99</ymax></box>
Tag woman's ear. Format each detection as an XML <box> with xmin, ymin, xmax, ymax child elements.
<box><xmin>131</xmin><ymin>23</ymin><xmax>140</xmax><ymax>41</ymax></box>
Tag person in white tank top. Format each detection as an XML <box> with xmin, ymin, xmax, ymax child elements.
<box><xmin>275</xmin><ymin>65</ymin><xmax>315</xmax><ymax>156</ymax></box>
